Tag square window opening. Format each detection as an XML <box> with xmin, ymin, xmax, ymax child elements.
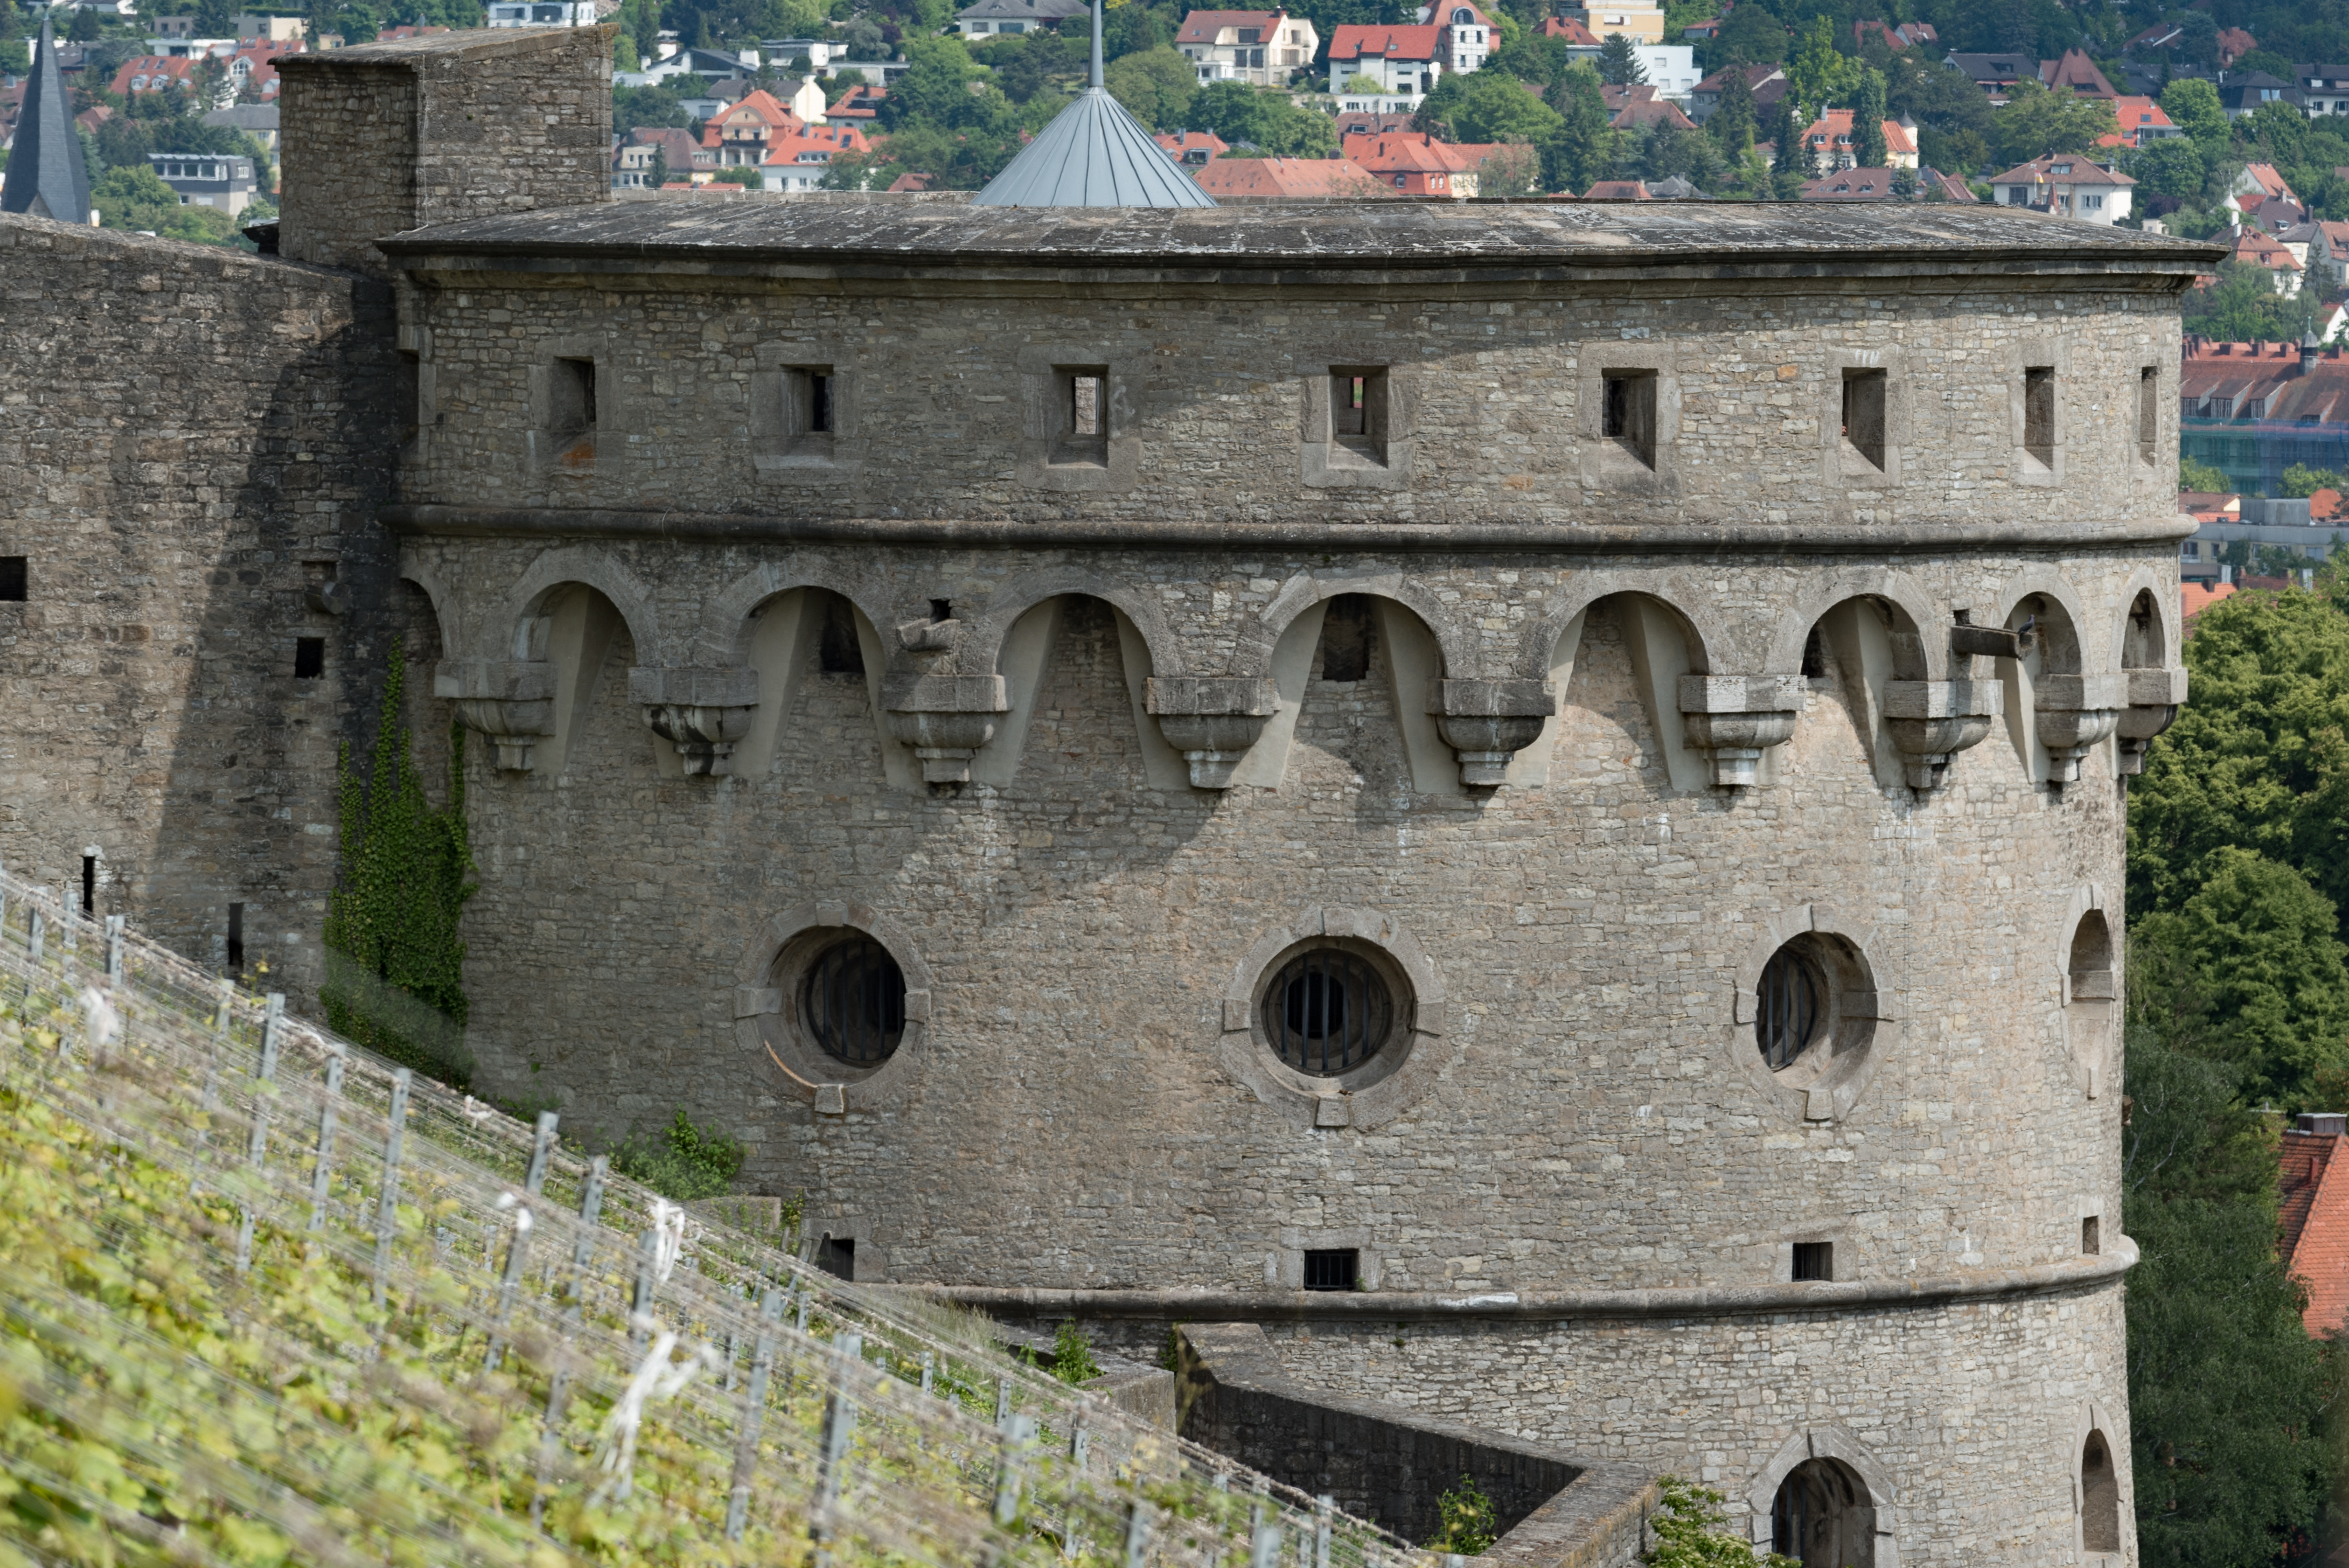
<box><xmin>0</xmin><ymin>556</ymin><xmax>25</xmax><ymax>602</ymax></box>
<box><xmin>550</xmin><ymin>356</ymin><xmax>597</xmax><ymax>459</ymax></box>
<box><xmin>1792</xmin><ymin>1241</ymin><xmax>1833</xmax><ymax>1281</ymax></box>
<box><xmin>2137</xmin><ymin>367</ymin><xmax>2159</xmax><ymax>464</ymax></box>
<box><xmin>772</xmin><ymin>366</ymin><xmax>837</xmax><ymax>460</ymax></box>
<box><xmin>1841</xmin><ymin>367</ymin><xmax>1887</xmax><ymax>471</ymax></box>
<box><xmin>1601</xmin><ymin>370</ymin><xmax>1657</xmax><ymax>468</ymax></box>
<box><xmin>227</xmin><ymin>902</ymin><xmax>244</xmax><ymax>974</ymax></box>
<box><xmin>815</xmin><ymin>1235</ymin><xmax>854</xmax><ymax>1280</ymax></box>
<box><xmin>1329</xmin><ymin>366</ymin><xmax>1389</xmax><ymax>465</ymax></box>
<box><xmin>2082</xmin><ymin>1215</ymin><xmax>2100</xmax><ymax>1255</ymax></box>
<box><xmin>1303</xmin><ymin>1248</ymin><xmax>1359</xmax><ymax>1291</ymax></box>
<box><xmin>294</xmin><ymin>637</ymin><xmax>326</xmax><ymax>679</ymax></box>
<box><xmin>1050</xmin><ymin>365</ymin><xmax>1110</xmax><ymax>466</ymax></box>
<box><xmin>2023</xmin><ymin>365</ymin><xmax>2056</xmax><ymax>468</ymax></box>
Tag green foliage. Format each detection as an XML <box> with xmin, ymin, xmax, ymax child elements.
<box><xmin>90</xmin><ymin>166</ymin><xmax>238</xmax><ymax>243</ymax></box>
<box><xmin>1541</xmin><ymin>61</ymin><xmax>1615</xmax><ymax>195</ymax></box>
<box><xmin>1991</xmin><ymin>79</ymin><xmax>2116</xmax><ymax>164</ymax></box>
<box><xmin>1643</xmin><ymin>1476</ymin><xmax>1796</xmax><ymax>1567</ymax></box>
<box><xmin>2179</xmin><ymin>454</ymin><xmax>2232</xmax><ymax>493</ymax></box>
<box><xmin>2184</xmin><ymin>260</ymin><xmax>2316</xmax><ymax>346</ymax></box>
<box><xmin>1047</xmin><ymin>1322</ymin><xmax>1102</xmax><ymax>1386</ymax></box>
<box><xmin>1851</xmin><ymin>68</ymin><xmax>1886</xmax><ymax>167</ymax></box>
<box><xmin>1781</xmin><ymin>16</ymin><xmax>1858</xmax><ymax>124</ymax></box>
<box><xmin>2284</xmin><ymin>465</ymin><xmax>2348</xmax><ymax>500</ymax></box>
<box><xmin>1706</xmin><ymin>64</ymin><xmax>1754</xmax><ymax>154</ymax></box>
<box><xmin>1425</xmin><ymin>69</ymin><xmax>1559</xmax><ymax>144</ymax></box>
<box><xmin>1342</xmin><ymin>72</ymin><xmax>1385</xmax><ymax>95</ymax></box>
<box><xmin>1105</xmin><ymin>45</ymin><xmax>1197</xmax><ymax>130</ymax></box>
<box><xmin>2127</xmin><ymin>136</ymin><xmax>2208</xmax><ymax>203</ymax></box>
<box><xmin>607</xmin><ymin>1107</ymin><xmax>747</xmax><ymax>1202</ymax></box>
<box><xmin>712</xmin><ymin>164</ymin><xmax>764</xmax><ymax>189</ymax></box>
<box><xmin>2123</xmin><ymin>1022</ymin><xmax>2341</xmax><ymax>1566</ymax></box>
<box><xmin>1706</xmin><ymin>3</ymin><xmax>1785</xmax><ymax>67</ymax></box>
<box><xmin>321</xmin><ymin>642</ymin><xmax>478</xmax><ymax>1088</ymax></box>
<box><xmin>880</xmin><ymin>34</ymin><xmax>985</xmax><ymax>130</ymax></box>
<box><xmin>1594</xmin><ymin>32</ymin><xmax>1644</xmax><ymax>87</ymax></box>
<box><xmin>613</xmin><ymin>83</ymin><xmax>691</xmax><ymax>133</ymax></box>
<box><xmin>0</xmin><ymin>34</ymin><xmax>30</xmax><ymax>74</ymax></box>
<box><xmin>2159</xmin><ymin>79</ymin><xmax>2230</xmax><ymax>162</ymax></box>
<box><xmin>1425</xmin><ymin>1475</ymin><xmax>1495</xmax><ymax>1555</ymax></box>
<box><xmin>1186</xmin><ymin>81</ymin><xmax>1334</xmax><ymax>156</ymax></box>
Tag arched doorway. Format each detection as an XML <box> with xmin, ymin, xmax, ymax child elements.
<box><xmin>2081</xmin><ymin>1430</ymin><xmax>2121</xmax><ymax>1553</ymax></box>
<box><xmin>1772</xmin><ymin>1457</ymin><xmax>1877</xmax><ymax>1567</ymax></box>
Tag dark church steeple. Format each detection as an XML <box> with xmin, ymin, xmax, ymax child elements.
<box><xmin>2</xmin><ymin>17</ymin><xmax>94</xmax><ymax>225</ymax></box>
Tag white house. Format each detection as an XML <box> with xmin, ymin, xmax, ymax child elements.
<box><xmin>954</xmin><ymin>0</ymin><xmax>1087</xmax><ymax>37</ymax></box>
<box><xmin>1988</xmin><ymin>155</ymin><xmax>2136</xmax><ymax>224</ymax></box>
<box><xmin>1414</xmin><ymin>1</ymin><xmax>1493</xmax><ymax>73</ymax></box>
<box><xmin>1175</xmin><ymin>9</ymin><xmax>1319</xmax><ymax>86</ymax></box>
<box><xmin>485</xmin><ymin>1</ymin><xmax>598</xmax><ymax>26</ymax></box>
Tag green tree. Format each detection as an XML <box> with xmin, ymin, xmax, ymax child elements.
<box><xmin>880</xmin><ymin>34</ymin><xmax>982</xmax><ymax>130</ymax></box>
<box><xmin>613</xmin><ymin>83</ymin><xmax>690</xmax><ymax>133</ymax></box>
<box><xmin>2127</xmin><ymin>136</ymin><xmax>2207</xmax><ymax>203</ymax></box>
<box><xmin>2183</xmin><ymin>261</ymin><xmax>2313</xmax><ymax>345</ymax></box>
<box><xmin>1341</xmin><ymin>72</ymin><xmax>1385</xmax><ymax>95</ymax></box>
<box><xmin>2160</xmin><ymin>78</ymin><xmax>2229</xmax><ymax>163</ymax></box>
<box><xmin>1992</xmin><ymin>79</ymin><xmax>2116</xmax><ymax>164</ymax></box>
<box><xmin>1595</xmin><ymin>31</ymin><xmax>1644</xmax><ymax>86</ymax></box>
<box><xmin>1425</xmin><ymin>1476</ymin><xmax>1496</xmax><ymax>1555</ymax></box>
<box><xmin>90</xmin><ymin>165</ymin><xmax>238</xmax><ymax>242</ymax></box>
<box><xmin>1782</xmin><ymin>16</ymin><xmax>1857</xmax><ymax>120</ymax></box>
<box><xmin>1707</xmin><ymin>64</ymin><xmax>1753</xmax><ymax>154</ymax></box>
<box><xmin>2179</xmin><ymin>454</ymin><xmax>2230</xmax><ymax>492</ymax></box>
<box><xmin>1539</xmin><ymin>62</ymin><xmax>1614</xmax><ymax>193</ymax></box>
<box><xmin>321</xmin><ymin>643</ymin><xmax>479</xmax><ymax>1088</ymax></box>
<box><xmin>1187</xmin><ymin>80</ymin><xmax>1335</xmax><ymax>155</ymax></box>
<box><xmin>1764</xmin><ymin>88</ymin><xmax>1807</xmax><ymax>195</ymax></box>
<box><xmin>1448</xmin><ymin>68</ymin><xmax>1561</xmax><ymax>143</ymax></box>
<box><xmin>1706</xmin><ymin>2</ymin><xmax>1784</xmax><ymax>67</ymax></box>
<box><xmin>1645</xmin><ymin>1477</ymin><xmax>1797</xmax><ymax>1567</ymax></box>
<box><xmin>0</xmin><ymin>34</ymin><xmax>30</xmax><ymax>75</ymax></box>
<box><xmin>2123</xmin><ymin>1021</ymin><xmax>2340</xmax><ymax>1566</ymax></box>
<box><xmin>1105</xmin><ymin>44</ymin><xmax>1194</xmax><ymax>130</ymax></box>
<box><xmin>1852</xmin><ymin>67</ymin><xmax>1886</xmax><ymax>166</ymax></box>
<box><xmin>2284</xmin><ymin>465</ymin><xmax>2348</xmax><ymax>500</ymax></box>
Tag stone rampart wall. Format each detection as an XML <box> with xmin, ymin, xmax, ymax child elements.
<box><xmin>0</xmin><ymin>213</ymin><xmax>406</xmax><ymax>1000</ymax></box>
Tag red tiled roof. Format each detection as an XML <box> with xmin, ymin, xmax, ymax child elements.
<box><xmin>1800</xmin><ymin>108</ymin><xmax>1917</xmax><ymax>156</ymax></box>
<box><xmin>2038</xmin><ymin>47</ymin><xmax>2115</xmax><ymax>97</ymax></box>
<box><xmin>1581</xmin><ymin>179</ymin><xmax>1650</xmax><ymax>199</ymax></box>
<box><xmin>1329</xmin><ymin>24</ymin><xmax>1442</xmax><ymax>61</ymax></box>
<box><xmin>760</xmin><ymin>122</ymin><xmax>870</xmax><ymax>164</ymax></box>
<box><xmin>1189</xmin><ymin>155</ymin><xmax>1390</xmax><ymax>198</ymax></box>
<box><xmin>886</xmin><ymin>171</ymin><xmax>935</xmax><ymax>191</ymax></box>
<box><xmin>1175</xmin><ymin>9</ymin><xmax>1289</xmax><ymax>43</ymax></box>
<box><xmin>1537</xmin><ymin>15</ymin><xmax>1598</xmax><ymax>44</ymax></box>
<box><xmin>113</xmin><ymin>55</ymin><xmax>194</xmax><ymax>94</ymax></box>
<box><xmin>2181</xmin><ymin>581</ymin><xmax>2236</xmax><ymax>626</ymax></box>
<box><xmin>1155</xmin><ymin>129</ymin><xmax>1230</xmax><ymax>157</ymax></box>
<box><xmin>2281</xmin><ymin>1128</ymin><xmax>2349</xmax><ymax>1335</ymax></box>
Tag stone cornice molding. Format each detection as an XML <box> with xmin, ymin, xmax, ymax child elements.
<box><xmin>384</xmin><ymin>504</ymin><xmax>2195</xmax><ymax>553</ymax></box>
<box><xmin>900</xmin><ymin>1236</ymin><xmax>2136</xmax><ymax>1322</ymax></box>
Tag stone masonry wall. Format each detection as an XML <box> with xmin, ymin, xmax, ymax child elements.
<box><xmin>279</xmin><ymin>26</ymin><xmax>611</xmax><ymax>276</ymax></box>
<box><xmin>0</xmin><ymin>213</ymin><xmax>407</xmax><ymax>1001</ymax></box>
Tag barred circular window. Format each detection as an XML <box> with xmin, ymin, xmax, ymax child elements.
<box><xmin>1757</xmin><ymin>944</ymin><xmax>1826</xmax><ymax>1071</ymax></box>
<box><xmin>803</xmin><ymin>936</ymin><xmax>905</xmax><ymax>1066</ymax></box>
<box><xmin>1260</xmin><ymin>946</ymin><xmax>1395</xmax><ymax>1076</ymax></box>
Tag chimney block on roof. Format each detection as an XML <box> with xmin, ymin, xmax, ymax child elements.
<box><xmin>276</xmin><ymin>24</ymin><xmax>615</xmax><ymax>275</ymax></box>
<box><xmin>2300</xmin><ymin>1112</ymin><xmax>2348</xmax><ymax>1137</ymax></box>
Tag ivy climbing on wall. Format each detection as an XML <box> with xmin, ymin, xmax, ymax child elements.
<box><xmin>320</xmin><ymin>642</ymin><xmax>480</xmax><ymax>1088</ymax></box>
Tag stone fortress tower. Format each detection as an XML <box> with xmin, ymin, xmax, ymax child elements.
<box><xmin>0</xmin><ymin>23</ymin><xmax>2217</xmax><ymax>1565</ymax></box>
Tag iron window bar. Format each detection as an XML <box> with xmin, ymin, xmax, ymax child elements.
<box><xmin>1261</xmin><ymin>949</ymin><xmax>1392</xmax><ymax>1077</ymax></box>
<box><xmin>804</xmin><ymin>937</ymin><xmax>907</xmax><ymax>1066</ymax></box>
<box><xmin>1756</xmin><ymin>947</ymin><xmax>1822</xmax><ymax>1072</ymax></box>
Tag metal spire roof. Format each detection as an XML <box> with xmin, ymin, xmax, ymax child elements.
<box><xmin>2</xmin><ymin>17</ymin><xmax>93</xmax><ymax>225</ymax></box>
<box><xmin>973</xmin><ymin>0</ymin><xmax>1215</xmax><ymax>208</ymax></box>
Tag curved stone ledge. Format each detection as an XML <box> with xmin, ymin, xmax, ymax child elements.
<box><xmin>383</xmin><ymin>504</ymin><xmax>2194</xmax><ymax>554</ymax></box>
<box><xmin>900</xmin><ymin>1237</ymin><xmax>2136</xmax><ymax>1324</ymax></box>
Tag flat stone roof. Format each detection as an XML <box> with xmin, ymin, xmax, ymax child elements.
<box><xmin>379</xmin><ymin>193</ymin><xmax>2225</xmax><ymax>282</ymax></box>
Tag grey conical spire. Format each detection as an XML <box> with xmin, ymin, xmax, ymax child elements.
<box><xmin>973</xmin><ymin>0</ymin><xmax>1215</xmax><ymax>207</ymax></box>
<box><xmin>2</xmin><ymin>17</ymin><xmax>94</xmax><ymax>225</ymax></box>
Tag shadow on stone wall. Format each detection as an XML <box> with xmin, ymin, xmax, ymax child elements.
<box><xmin>1175</xmin><ymin>1323</ymin><xmax>1656</xmax><ymax>1568</ymax></box>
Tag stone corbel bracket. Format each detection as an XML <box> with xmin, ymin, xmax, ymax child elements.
<box><xmin>1883</xmin><ymin>678</ymin><xmax>2003</xmax><ymax>791</ymax></box>
<box><xmin>435</xmin><ymin>658</ymin><xmax>554</xmax><ymax>773</ymax></box>
<box><xmin>1426</xmin><ymin>678</ymin><xmax>1553</xmax><ymax>787</ymax></box>
<box><xmin>1146</xmin><ymin>675</ymin><xmax>1279</xmax><ymax>789</ymax></box>
<box><xmin>882</xmin><ymin>673</ymin><xmax>1009</xmax><ymax>785</ymax></box>
<box><xmin>1678</xmin><ymin>674</ymin><xmax>1805</xmax><ymax>788</ymax></box>
<box><xmin>2115</xmin><ymin>666</ymin><xmax>2188</xmax><ymax>776</ymax></box>
<box><xmin>2032</xmin><ymin>672</ymin><xmax>2127</xmax><ymax>784</ymax></box>
<box><xmin>630</xmin><ymin>665</ymin><xmax>759</xmax><ymax>777</ymax></box>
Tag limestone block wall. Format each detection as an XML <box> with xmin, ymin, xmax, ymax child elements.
<box><xmin>278</xmin><ymin>25</ymin><xmax>612</xmax><ymax>276</ymax></box>
<box><xmin>0</xmin><ymin>213</ymin><xmax>408</xmax><ymax>999</ymax></box>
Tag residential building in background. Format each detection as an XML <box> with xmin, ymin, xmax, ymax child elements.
<box><xmin>485</xmin><ymin>1</ymin><xmax>599</xmax><ymax>25</ymax></box>
<box><xmin>145</xmin><ymin>150</ymin><xmax>259</xmax><ymax>214</ymax></box>
<box><xmin>2097</xmin><ymin>96</ymin><xmax>2177</xmax><ymax>150</ymax></box>
<box><xmin>1187</xmin><ymin>152</ymin><xmax>1384</xmax><ymax>195</ymax></box>
<box><xmin>2181</xmin><ymin>337</ymin><xmax>2349</xmax><ymax>496</ymax></box>
<box><xmin>1555</xmin><ymin>0</ymin><xmax>1662</xmax><ymax>44</ymax></box>
<box><xmin>1689</xmin><ymin>63</ymin><xmax>1785</xmax><ymax>123</ymax></box>
<box><xmin>202</xmin><ymin>101</ymin><xmax>280</xmax><ymax>158</ymax></box>
<box><xmin>2300</xmin><ymin>66</ymin><xmax>2349</xmax><ymax>116</ymax></box>
<box><xmin>1795</xmin><ymin>108</ymin><xmax>1918</xmax><ymax>171</ymax></box>
<box><xmin>954</xmin><ymin>0</ymin><xmax>1087</xmax><ymax>39</ymax></box>
<box><xmin>1176</xmin><ymin>10</ymin><xmax>1317</xmax><ymax>86</ymax></box>
<box><xmin>1416</xmin><ymin>0</ymin><xmax>1494</xmax><ymax>73</ymax></box>
<box><xmin>758</xmin><ymin>120</ymin><xmax>868</xmax><ymax>191</ymax></box>
<box><xmin>1987</xmin><ymin>155</ymin><xmax>2135</xmax><ymax>223</ymax></box>
<box><xmin>1153</xmin><ymin>129</ymin><xmax>1229</xmax><ymax>165</ymax></box>
<box><xmin>1327</xmin><ymin>24</ymin><xmax>1445</xmax><ymax>99</ymax></box>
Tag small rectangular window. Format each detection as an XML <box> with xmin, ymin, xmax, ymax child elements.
<box><xmin>294</xmin><ymin>637</ymin><xmax>326</xmax><ymax>679</ymax></box>
<box><xmin>2023</xmin><ymin>365</ymin><xmax>2055</xmax><ymax>468</ymax></box>
<box><xmin>1329</xmin><ymin>367</ymin><xmax>1389</xmax><ymax>465</ymax></box>
<box><xmin>550</xmin><ymin>356</ymin><xmax>596</xmax><ymax>459</ymax></box>
<box><xmin>1841</xmin><ymin>368</ymin><xmax>1887</xmax><ymax>471</ymax></box>
<box><xmin>815</xmin><ymin>1235</ymin><xmax>854</xmax><ymax>1280</ymax></box>
<box><xmin>227</xmin><ymin>902</ymin><xmax>245</xmax><ymax>974</ymax></box>
<box><xmin>1303</xmin><ymin>1248</ymin><xmax>1359</xmax><ymax>1291</ymax></box>
<box><xmin>2082</xmin><ymin>1216</ymin><xmax>2101</xmax><ymax>1255</ymax></box>
<box><xmin>776</xmin><ymin>366</ymin><xmax>836</xmax><ymax>459</ymax></box>
<box><xmin>396</xmin><ymin>350</ymin><xmax>421</xmax><ymax>448</ymax></box>
<box><xmin>0</xmin><ymin>557</ymin><xmax>25</xmax><ymax>602</ymax></box>
<box><xmin>1051</xmin><ymin>365</ymin><xmax>1110</xmax><ymax>466</ymax></box>
<box><xmin>2137</xmin><ymin>367</ymin><xmax>2159</xmax><ymax>464</ymax></box>
<box><xmin>1601</xmin><ymin>369</ymin><xmax>1657</xmax><ymax>468</ymax></box>
<box><xmin>1792</xmin><ymin>1241</ymin><xmax>1833</xmax><ymax>1281</ymax></box>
